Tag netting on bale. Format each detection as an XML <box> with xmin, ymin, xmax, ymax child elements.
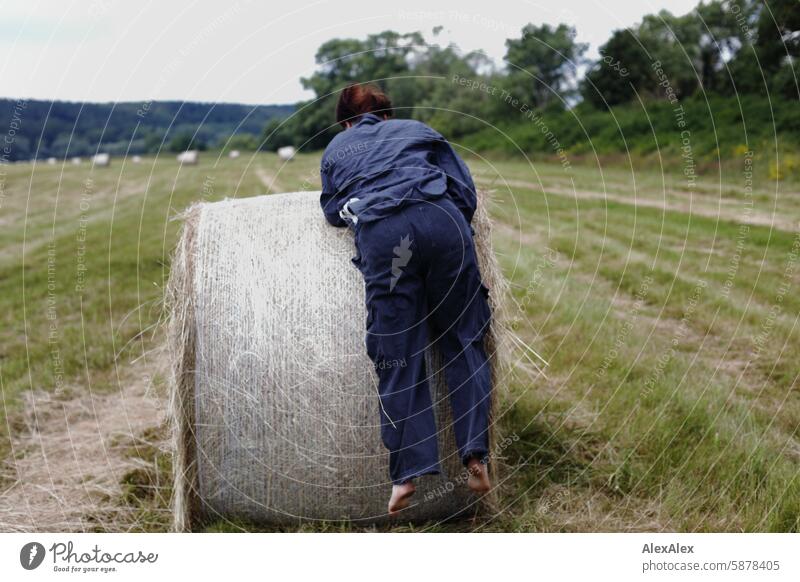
<box><xmin>165</xmin><ymin>190</ymin><xmax>509</xmax><ymax>531</ymax></box>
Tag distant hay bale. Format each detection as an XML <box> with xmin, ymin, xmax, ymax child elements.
<box><xmin>165</xmin><ymin>190</ymin><xmax>509</xmax><ymax>531</ymax></box>
<box><xmin>228</xmin><ymin>150</ymin><xmax>240</xmax><ymax>159</ymax></box>
<box><xmin>277</xmin><ymin>146</ymin><xmax>296</xmax><ymax>161</ymax></box>
<box><xmin>177</xmin><ymin>150</ymin><xmax>199</xmax><ymax>165</ymax></box>
<box><xmin>93</xmin><ymin>153</ymin><xmax>111</xmax><ymax>167</ymax></box>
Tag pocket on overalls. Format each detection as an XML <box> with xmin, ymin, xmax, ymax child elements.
<box><xmin>470</xmin><ymin>282</ymin><xmax>492</xmax><ymax>344</ymax></box>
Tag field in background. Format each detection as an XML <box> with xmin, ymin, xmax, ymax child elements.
<box><xmin>0</xmin><ymin>151</ymin><xmax>798</xmax><ymax>532</ymax></box>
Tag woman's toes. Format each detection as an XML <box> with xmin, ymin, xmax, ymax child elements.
<box><xmin>467</xmin><ymin>459</ymin><xmax>491</xmax><ymax>493</ymax></box>
<box><xmin>388</xmin><ymin>481</ymin><xmax>416</xmax><ymax>515</ymax></box>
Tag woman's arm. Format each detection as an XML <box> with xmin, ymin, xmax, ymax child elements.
<box><xmin>319</xmin><ymin>159</ymin><xmax>347</xmax><ymax>227</ymax></box>
<box><xmin>432</xmin><ymin>134</ymin><xmax>477</xmax><ymax>225</ymax></box>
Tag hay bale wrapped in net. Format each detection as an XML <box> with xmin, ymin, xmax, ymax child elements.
<box><xmin>166</xmin><ymin>190</ymin><xmax>508</xmax><ymax>531</ymax></box>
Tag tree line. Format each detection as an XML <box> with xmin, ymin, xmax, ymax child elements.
<box><xmin>1</xmin><ymin>0</ymin><xmax>796</xmax><ymax>165</ymax></box>
<box><xmin>265</xmin><ymin>0</ymin><xmax>799</xmax><ymax>160</ymax></box>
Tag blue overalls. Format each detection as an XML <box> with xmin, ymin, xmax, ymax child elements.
<box><xmin>320</xmin><ymin>113</ymin><xmax>492</xmax><ymax>485</ymax></box>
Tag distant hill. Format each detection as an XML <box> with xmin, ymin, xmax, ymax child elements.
<box><xmin>0</xmin><ymin>99</ymin><xmax>293</xmax><ymax>161</ymax></box>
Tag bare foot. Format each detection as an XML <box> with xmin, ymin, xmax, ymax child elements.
<box><xmin>388</xmin><ymin>481</ymin><xmax>416</xmax><ymax>516</ymax></box>
<box><xmin>467</xmin><ymin>458</ymin><xmax>491</xmax><ymax>494</ymax></box>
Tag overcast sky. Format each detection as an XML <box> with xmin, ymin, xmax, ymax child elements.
<box><xmin>0</xmin><ymin>0</ymin><xmax>701</xmax><ymax>105</ymax></box>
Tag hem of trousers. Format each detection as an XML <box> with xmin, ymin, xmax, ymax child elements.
<box><xmin>393</xmin><ymin>464</ymin><xmax>442</xmax><ymax>486</ymax></box>
<box><xmin>461</xmin><ymin>447</ymin><xmax>490</xmax><ymax>467</ymax></box>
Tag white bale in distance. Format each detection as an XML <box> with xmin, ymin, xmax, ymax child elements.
<box><xmin>177</xmin><ymin>150</ymin><xmax>199</xmax><ymax>165</ymax></box>
<box><xmin>166</xmin><ymin>190</ymin><xmax>506</xmax><ymax>530</ymax></box>
<box><xmin>132</xmin><ymin>155</ymin><xmax>142</xmax><ymax>163</ymax></box>
<box><xmin>228</xmin><ymin>150</ymin><xmax>240</xmax><ymax>159</ymax></box>
<box><xmin>46</xmin><ymin>157</ymin><xmax>57</xmax><ymax>165</ymax></box>
<box><xmin>277</xmin><ymin>145</ymin><xmax>296</xmax><ymax>161</ymax></box>
<box><xmin>93</xmin><ymin>153</ymin><xmax>111</xmax><ymax>167</ymax></box>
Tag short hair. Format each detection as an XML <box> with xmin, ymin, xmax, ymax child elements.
<box><xmin>335</xmin><ymin>83</ymin><xmax>393</xmax><ymax>128</ymax></box>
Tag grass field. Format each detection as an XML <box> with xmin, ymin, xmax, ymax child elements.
<box><xmin>1</xmin><ymin>151</ymin><xmax>798</xmax><ymax>532</ymax></box>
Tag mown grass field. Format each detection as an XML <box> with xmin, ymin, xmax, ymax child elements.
<box><xmin>1</xmin><ymin>151</ymin><xmax>798</xmax><ymax>532</ymax></box>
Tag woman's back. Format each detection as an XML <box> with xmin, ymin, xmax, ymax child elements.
<box><xmin>318</xmin><ymin>84</ymin><xmax>477</xmax><ymax>229</ymax></box>
<box><xmin>320</xmin><ymin>113</ymin><xmax>453</xmax><ymax>225</ymax></box>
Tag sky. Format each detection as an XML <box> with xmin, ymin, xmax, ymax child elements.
<box><xmin>0</xmin><ymin>0</ymin><xmax>701</xmax><ymax>105</ymax></box>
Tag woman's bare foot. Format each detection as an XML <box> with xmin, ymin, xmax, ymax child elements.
<box><xmin>467</xmin><ymin>458</ymin><xmax>491</xmax><ymax>494</ymax></box>
<box><xmin>388</xmin><ymin>481</ymin><xmax>416</xmax><ymax>516</ymax></box>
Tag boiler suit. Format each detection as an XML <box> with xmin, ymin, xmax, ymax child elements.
<box><xmin>320</xmin><ymin>113</ymin><xmax>492</xmax><ymax>485</ymax></box>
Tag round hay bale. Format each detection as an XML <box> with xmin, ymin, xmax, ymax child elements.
<box><xmin>166</xmin><ymin>190</ymin><xmax>508</xmax><ymax>531</ymax></box>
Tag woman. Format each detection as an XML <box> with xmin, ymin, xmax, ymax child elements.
<box><xmin>320</xmin><ymin>84</ymin><xmax>493</xmax><ymax>516</ymax></box>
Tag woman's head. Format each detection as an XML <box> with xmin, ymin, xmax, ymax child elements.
<box><xmin>336</xmin><ymin>83</ymin><xmax>392</xmax><ymax>129</ymax></box>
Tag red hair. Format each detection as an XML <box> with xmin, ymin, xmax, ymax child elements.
<box><xmin>336</xmin><ymin>84</ymin><xmax>393</xmax><ymax>128</ymax></box>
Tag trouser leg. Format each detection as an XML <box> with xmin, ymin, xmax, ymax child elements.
<box><xmin>420</xmin><ymin>201</ymin><xmax>493</xmax><ymax>467</ymax></box>
<box><xmin>355</xmin><ymin>217</ymin><xmax>442</xmax><ymax>485</ymax></box>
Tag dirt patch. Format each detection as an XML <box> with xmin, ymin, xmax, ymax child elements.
<box><xmin>255</xmin><ymin>167</ymin><xmax>284</xmax><ymax>193</ymax></box>
<box><xmin>480</xmin><ymin>177</ymin><xmax>799</xmax><ymax>232</ymax></box>
<box><xmin>525</xmin><ymin>483</ymin><xmax>666</xmax><ymax>532</ymax></box>
<box><xmin>0</xmin><ymin>352</ymin><xmax>169</xmax><ymax>532</ymax></box>
<box><xmin>492</xmin><ymin>219</ymin><xmax>550</xmax><ymax>249</ymax></box>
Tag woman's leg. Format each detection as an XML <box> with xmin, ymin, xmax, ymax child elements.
<box><xmin>419</xmin><ymin>200</ymin><xmax>493</xmax><ymax>476</ymax></box>
<box><xmin>355</xmin><ymin>213</ymin><xmax>442</xmax><ymax>491</ymax></box>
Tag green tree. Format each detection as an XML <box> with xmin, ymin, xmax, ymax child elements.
<box><xmin>583</xmin><ymin>28</ymin><xmax>654</xmax><ymax>107</ymax></box>
<box><xmin>755</xmin><ymin>0</ymin><xmax>800</xmax><ymax>67</ymax></box>
<box><xmin>754</xmin><ymin>0</ymin><xmax>800</xmax><ymax>97</ymax></box>
<box><xmin>504</xmin><ymin>23</ymin><xmax>588</xmax><ymax>108</ymax></box>
<box><xmin>583</xmin><ymin>4</ymin><xmax>754</xmax><ymax>108</ymax></box>
<box><xmin>637</xmin><ymin>10</ymin><xmax>702</xmax><ymax>100</ymax></box>
<box><xmin>409</xmin><ymin>44</ymin><xmax>496</xmax><ymax>137</ymax></box>
<box><xmin>277</xmin><ymin>30</ymin><xmax>423</xmax><ymax>150</ymax></box>
<box><xmin>695</xmin><ymin>0</ymin><xmax>754</xmax><ymax>92</ymax></box>
<box><xmin>167</xmin><ymin>131</ymin><xmax>205</xmax><ymax>152</ymax></box>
